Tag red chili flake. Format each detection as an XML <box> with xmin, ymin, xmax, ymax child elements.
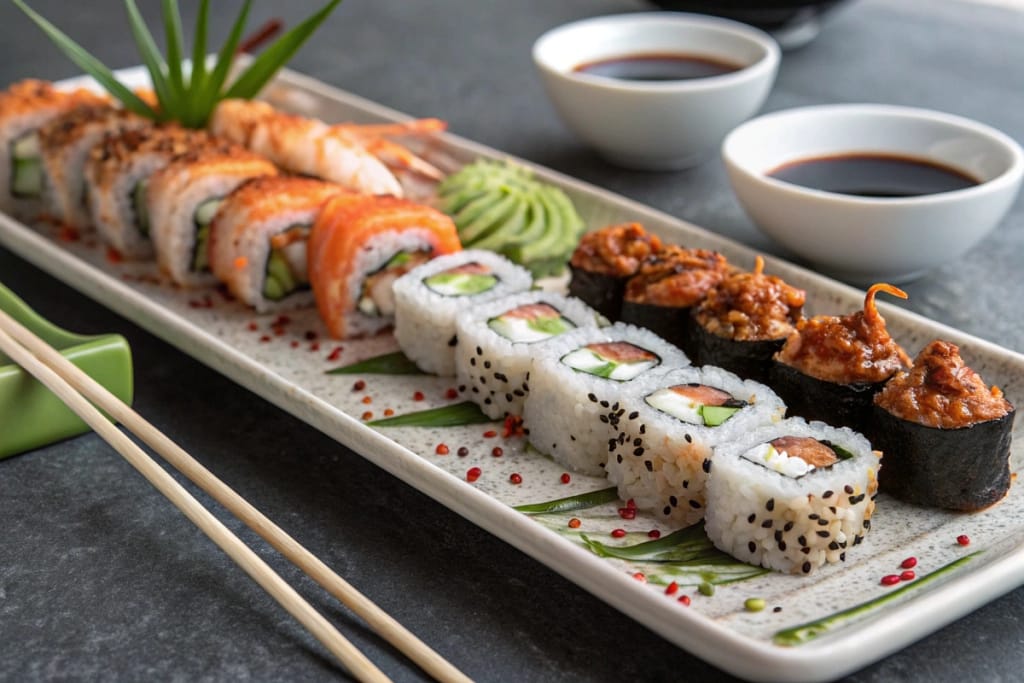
<box><xmin>309</xmin><ymin>342</ymin><xmax>320</xmax><ymax>352</ymax></box>
<box><xmin>900</xmin><ymin>570</ymin><xmax>916</xmax><ymax>582</ymax></box>
<box><xmin>560</xmin><ymin>473</ymin><xmax>571</xmax><ymax>484</ymax></box>
<box><xmin>957</xmin><ymin>534</ymin><xmax>971</xmax><ymax>546</ymax></box>
<box><xmin>352</xmin><ymin>380</ymin><xmax>366</xmax><ymax>392</ymax></box>
<box><xmin>665</xmin><ymin>581</ymin><xmax>679</xmax><ymax>596</ymax></box>
<box><xmin>611</xmin><ymin>528</ymin><xmax>627</xmax><ymax>538</ymax></box>
<box><xmin>289</xmin><ymin>340</ymin><xmax>300</xmax><ymax>348</ymax></box>
<box><xmin>384</xmin><ymin>408</ymin><xmax>395</xmax><ymax>417</ymax></box>
<box><xmin>435</xmin><ymin>443</ymin><xmax>450</xmax><ymax>455</ymax></box>
<box><xmin>482</xmin><ymin>430</ymin><xmax>498</xmax><ymax>439</ymax></box>
<box><xmin>272</xmin><ymin>326</ymin><xmax>286</xmax><ymax>336</ymax></box>
<box><xmin>361</xmin><ymin>396</ymin><xmax>372</xmax><ymax>405</ymax></box>
<box><xmin>57</xmin><ymin>226</ymin><xmax>80</xmax><ymax>242</ymax></box>
<box><xmin>632</xmin><ymin>572</ymin><xmax>646</xmax><ymax>583</ymax></box>
<box><xmin>502</xmin><ymin>415</ymin><xmax>525</xmax><ymax>438</ymax></box>
<box><xmin>509</xmin><ymin>473</ymin><xmax>523</xmax><ymax>485</ymax></box>
<box><xmin>491</xmin><ymin>447</ymin><xmax>504</xmax><ymax>457</ymax></box>
<box><xmin>304</xmin><ymin>330</ymin><xmax>318</xmax><ymax>341</ymax></box>
<box><xmin>648</xmin><ymin>529</ymin><xmax>661</xmax><ymax>539</ymax></box>
<box><xmin>678</xmin><ymin>595</ymin><xmax>691</xmax><ymax>606</ymax></box>
<box><xmin>413</xmin><ymin>391</ymin><xmax>425</xmax><ymax>401</ymax></box>
<box><xmin>327</xmin><ymin>347</ymin><xmax>343</xmax><ymax>361</ymax></box>
<box><xmin>361</xmin><ymin>411</ymin><xmax>373</xmax><ymax>420</ymax></box>
<box><xmin>272</xmin><ymin>315</ymin><xmax>291</xmax><ymax>327</ymax></box>
<box><xmin>457</xmin><ymin>446</ymin><xmax>469</xmax><ymax>457</ymax></box>
<box><xmin>445</xmin><ymin>388</ymin><xmax>459</xmax><ymax>400</ymax></box>
<box><xmin>466</xmin><ymin>467</ymin><xmax>482</xmax><ymax>482</ymax></box>
<box><xmin>626</xmin><ymin>498</ymin><xmax>637</xmax><ymax>509</ymax></box>
<box><xmin>618</xmin><ymin>507</ymin><xmax>637</xmax><ymax>520</ymax></box>
<box><xmin>247</xmin><ymin>322</ymin><xmax>259</xmax><ymax>331</ymax></box>
<box><xmin>880</xmin><ymin>574</ymin><xmax>901</xmax><ymax>586</ymax></box>
<box><xmin>901</xmin><ymin>557</ymin><xmax>917</xmax><ymax>569</ymax></box>
<box><xmin>259</xmin><ymin>335</ymin><xmax>271</xmax><ymax>343</ymax></box>
<box><xmin>567</xmin><ymin>518</ymin><xmax>581</xmax><ymax>529</ymax></box>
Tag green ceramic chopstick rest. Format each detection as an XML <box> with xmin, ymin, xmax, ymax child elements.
<box><xmin>0</xmin><ymin>282</ymin><xmax>133</xmax><ymax>459</ymax></box>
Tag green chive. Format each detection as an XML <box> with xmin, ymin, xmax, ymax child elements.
<box><xmin>326</xmin><ymin>350</ymin><xmax>425</xmax><ymax>375</ymax></box>
<box><xmin>123</xmin><ymin>0</ymin><xmax>176</xmax><ymax>119</ymax></box>
<box><xmin>514</xmin><ymin>487</ymin><xmax>619</xmax><ymax>515</ymax></box>
<box><xmin>366</xmin><ymin>401</ymin><xmax>495</xmax><ymax>428</ymax></box>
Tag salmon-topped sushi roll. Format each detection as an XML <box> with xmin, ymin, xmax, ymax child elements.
<box><xmin>308</xmin><ymin>194</ymin><xmax>462</xmax><ymax>338</ymax></box>
<box><xmin>208</xmin><ymin>176</ymin><xmax>346</xmax><ymax>312</ymax></box>
<box><xmin>38</xmin><ymin>103</ymin><xmax>149</xmax><ymax>230</ymax></box>
<box><xmin>0</xmin><ymin>80</ymin><xmax>106</xmax><ymax>219</ymax></box>
<box><xmin>147</xmin><ymin>144</ymin><xmax>278</xmax><ymax>287</ymax></box>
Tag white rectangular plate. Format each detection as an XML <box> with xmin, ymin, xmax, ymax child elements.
<box><xmin>2</xmin><ymin>65</ymin><xmax>1023</xmax><ymax>683</ymax></box>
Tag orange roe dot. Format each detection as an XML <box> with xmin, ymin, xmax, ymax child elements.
<box><xmin>353</xmin><ymin>380</ymin><xmax>366</xmax><ymax>391</ymax></box>
<box><xmin>384</xmin><ymin>408</ymin><xmax>395</xmax><ymax>417</ymax></box>
<box><xmin>632</xmin><ymin>572</ymin><xmax>646</xmax><ymax>583</ymax></box>
<box><xmin>567</xmin><ymin>518</ymin><xmax>581</xmax><ymax>529</ymax></box>
<box><xmin>435</xmin><ymin>443</ymin><xmax>450</xmax><ymax>455</ymax></box>
<box><xmin>361</xmin><ymin>411</ymin><xmax>373</xmax><ymax>420</ymax></box>
<box><xmin>560</xmin><ymin>473</ymin><xmax>571</xmax><ymax>484</ymax></box>
<box><xmin>361</xmin><ymin>396</ymin><xmax>372</xmax><ymax>404</ymax></box>
<box><xmin>233</xmin><ymin>256</ymin><xmax>248</xmax><ymax>270</ymax></box>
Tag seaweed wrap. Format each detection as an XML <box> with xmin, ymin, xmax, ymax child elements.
<box><xmin>620</xmin><ymin>245</ymin><xmax>730</xmax><ymax>355</ymax></box>
<box><xmin>208</xmin><ymin>176</ymin><xmax>346</xmax><ymax>312</ymax></box>
<box><xmin>688</xmin><ymin>255</ymin><xmax>805</xmax><ymax>384</ymax></box>
<box><xmin>603</xmin><ymin>365</ymin><xmax>785</xmax><ymax>526</ymax></box>
<box><xmin>568</xmin><ymin>222</ymin><xmax>662</xmax><ymax>320</ymax></box>
<box><xmin>454</xmin><ymin>291</ymin><xmax>601</xmax><ymax>420</ymax></box>
<box><xmin>771</xmin><ymin>283</ymin><xmax>911</xmax><ymax>432</ymax></box>
<box><xmin>522</xmin><ymin>323</ymin><xmax>689</xmax><ymax>475</ymax></box>
<box><xmin>704</xmin><ymin>418</ymin><xmax>881</xmax><ymax>574</ymax></box>
<box><xmin>872</xmin><ymin>340</ymin><xmax>1015</xmax><ymax>510</ymax></box>
<box><xmin>0</xmin><ymin>80</ymin><xmax>106</xmax><ymax>219</ymax></box>
<box><xmin>393</xmin><ymin>250</ymin><xmax>533</xmax><ymax>376</ymax></box>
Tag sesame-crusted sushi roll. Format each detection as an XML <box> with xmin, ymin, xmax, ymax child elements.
<box><xmin>207</xmin><ymin>176</ymin><xmax>346</xmax><ymax>312</ymax></box>
<box><xmin>393</xmin><ymin>250</ymin><xmax>533</xmax><ymax>376</ymax></box>
<box><xmin>148</xmin><ymin>144</ymin><xmax>278</xmax><ymax>287</ymax></box>
<box><xmin>522</xmin><ymin>323</ymin><xmax>690</xmax><ymax>476</ymax></box>
<box><xmin>37</xmin><ymin>104</ymin><xmax>148</xmax><ymax>231</ymax></box>
<box><xmin>454</xmin><ymin>291</ymin><xmax>601</xmax><ymax>420</ymax></box>
<box><xmin>85</xmin><ymin>124</ymin><xmax>213</xmax><ymax>259</ymax></box>
<box><xmin>0</xmin><ymin>80</ymin><xmax>106</xmax><ymax>219</ymax></box>
<box><xmin>308</xmin><ymin>194</ymin><xmax>462</xmax><ymax>339</ymax></box>
<box><xmin>704</xmin><ymin>419</ymin><xmax>881</xmax><ymax>574</ymax></box>
<box><xmin>604</xmin><ymin>366</ymin><xmax>785</xmax><ymax>527</ymax></box>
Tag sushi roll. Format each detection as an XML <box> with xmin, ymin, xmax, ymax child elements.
<box><xmin>704</xmin><ymin>418</ymin><xmax>881</xmax><ymax>574</ymax></box>
<box><xmin>148</xmin><ymin>144</ymin><xmax>278</xmax><ymax>287</ymax></box>
<box><xmin>522</xmin><ymin>323</ymin><xmax>690</xmax><ymax>476</ymax></box>
<box><xmin>454</xmin><ymin>291</ymin><xmax>601</xmax><ymax>420</ymax></box>
<box><xmin>37</xmin><ymin>104</ymin><xmax>148</xmax><ymax>231</ymax></box>
<box><xmin>207</xmin><ymin>176</ymin><xmax>346</xmax><ymax>312</ymax></box>
<box><xmin>209</xmin><ymin>99</ymin><xmax>403</xmax><ymax>197</ymax></box>
<box><xmin>86</xmin><ymin>124</ymin><xmax>213</xmax><ymax>259</ymax></box>
<box><xmin>620</xmin><ymin>245</ymin><xmax>730</xmax><ymax>355</ymax></box>
<box><xmin>771</xmin><ymin>283</ymin><xmax>910</xmax><ymax>431</ymax></box>
<box><xmin>308</xmin><ymin>193</ymin><xmax>462</xmax><ymax>339</ymax></box>
<box><xmin>688</xmin><ymin>255</ymin><xmax>805</xmax><ymax>384</ymax></box>
<box><xmin>872</xmin><ymin>340</ymin><xmax>1016</xmax><ymax>511</ymax></box>
<box><xmin>0</xmin><ymin>80</ymin><xmax>106</xmax><ymax>219</ymax></box>
<box><xmin>603</xmin><ymin>366</ymin><xmax>785</xmax><ymax>526</ymax></box>
<box><xmin>568</xmin><ymin>222</ymin><xmax>662</xmax><ymax>321</ymax></box>
<box><xmin>393</xmin><ymin>250</ymin><xmax>533</xmax><ymax>375</ymax></box>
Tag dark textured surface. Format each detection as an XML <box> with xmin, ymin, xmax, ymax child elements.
<box><xmin>2</xmin><ymin>1</ymin><xmax>1023</xmax><ymax>681</ymax></box>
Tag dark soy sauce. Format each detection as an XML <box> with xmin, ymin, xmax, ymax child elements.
<box><xmin>768</xmin><ymin>153</ymin><xmax>979</xmax><ymax>198</ymax></box>
<box><xmin>574</xmin><ymin>52</ymin><xmax>742</xmax><ymax>82</ymax></box>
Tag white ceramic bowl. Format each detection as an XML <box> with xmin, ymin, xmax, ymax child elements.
<box><xmin>723</xmin><ymin>104</ymin><xmax>1024</xmax><ymax>285</ymax></box>
<box><xmin>532</xmin><ymin>12</ymin><xmax>780</xmax><ymax>170</ymax></box>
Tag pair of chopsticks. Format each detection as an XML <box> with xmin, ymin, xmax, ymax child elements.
<box><xmin>0</xmin><ymin>307</ymin><xmax>470</xmax><ymax>683</ymax></box>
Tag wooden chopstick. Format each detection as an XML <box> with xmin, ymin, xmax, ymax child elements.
<box><xmin>0</xmin><ymin>308</ymin><xmax>467</xmax><ymax>683</ymax></box>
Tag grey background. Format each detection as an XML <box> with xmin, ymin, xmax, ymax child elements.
<box><xmin>1</xmin><ymin>0</ymin><xmax>1023</xmax><ymax>681</ymax></box>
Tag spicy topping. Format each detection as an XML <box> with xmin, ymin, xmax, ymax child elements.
<box><xmin>569</xmin><ymin>222</ymin><xmax>663</xmax><ymax>277</ymax></box>
<box><xmin>624</xmin><ymin>245</ymin><xmax>730</xmax><ymax>307</ymax></box>
<box><xmin>775</xmin><ymin>283</ymin><xmax>911</xmax><ymax>384</ymax></box>
<box><xmin>487</xmin><ymin>303</ymin><xmax>575</xmax><ymax>343</ymax></box>
<box><xmin>561</xmin><ymin>341</ymin><xmax>660</xmax><ymax>381</ymax></box>
<box><xmin>874</xmin><ymin>340</ymin><xmax>1014</xmax><ymax>428</ymax></box>
<box><xmin>695</xmin><ymin>255</ymin><xmax>806</xmax><ymax>341</ymax></box>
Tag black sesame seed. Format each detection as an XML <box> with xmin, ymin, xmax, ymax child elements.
<box><xmin>828</xmin><ymin>541</ymin><xmax>840</xmax><ymax>550</ymax></box>
<box><xmin>599</xmin><ymin>415</ymin><xmax>609</xmax><ymax>424</ymax></box>
<box><xmin>628</xmin><ymin>411</ymin><xmax>639</xmax><ymax>420</ymax></box>
<box><xmin>495</xmin><ymin>372</ymin><xmax>508</xmax><ymax>382</ymax></box>
<box><xmin>476</xmin><ymin>346</ymin><xmax>482</xmax><ymax>356</ymax></box>
<box><xmin>761</xmin><ymin>520</ymin><xmax>773</xmax><ymax>529</ymax></box>
<box><xmin>808</xmin><ymin>513</ymin><xmax>819</xmax><ymax>520</ymax></box>
<box><xmin>798</xmin><ymin>535</ymin><xmax>807</xmax><ymax>546</ymax></box>
<box><xmin>633</xmin><ymin>447</ymin><xmax>644</xmax><ymax>456</ymax></box>
<box><xmin>682</xmin><ymin>480</ymin><xmax>689</xmax><ymax>489</ymax></box>
<box><xmin>863</xmin><ymin>519</ymin><xmax>871</xmax><ymax>529</ymax></box>
<box><xmin>471</xmin><ymin>387</ymin><xmax>479</xmax><ymax>394</ymax></box>
<box><xmin>766</xmin><ymin>498</ymin><xmax>775</xmax><ymax>512</ymax></box>
<box><xmin>802</xmin><ymin>561</ymin><xmax>811</xmax><ymax>574</ymax></box>
<box><xmin>669</xmin><ymin>496</ymin><xmax>678</xmax><ymax>507</ymax></box>
<box><xmin>470</xmin><ymin>357</ymin><xmax>476</xmax><ymax>366</ymax></box>
<box><xmin>633</xmin><ymin>437</ymin><xmax>643</xmax><ymax>447</ymax></box>
<box><xmin>484</xmin><ymin>398</ymin><xmax>492</xmax><ymax>405</ymax></box>
<box><xmin>773</xmin><ymin>606</ymin><xmax>782</xmax><ymax>613</ymax></box>
<box><xmin>644</xmin><ymin>460</ymin><xmax>653</xmax><ymax>472</ymax></box>
<box><xmin>823</xmin><ymin>490</ymin><xmax>834</xmax><ymax>499</ymax></box>
<box><xmin>684</xmin><ymin>434</ymin><xmax>693</xmax><ymax>444</ymax></box>
<box><xmin>570</xmin><ymin>435</ymin><xmax>576</xmax><ymax>441</ymax></box>
<box><xmin>588</xmin><ymin>393</ymin><xmax>598</xmax><ymax>402</ymax></box>
<box><xmin>702</xmin><ymin>459</ymin><xmax>711</xmax><ymax>473</ymax></box>
<box><xmin>818</xmin><ymin>519</ymin><xmax>829</xmax><ymax>527</ymax></box>
<box><xmin>600</xmin><ymin>400</ymin><xmax>610</xmax><ymax>408</ymax></box>
<box><xmin>688</xmin><ymin>499</ymin><xmax>702</xmax><ymax>509</ymax></box>
<box><xmin>783</xmin><ymin>521</ymin><xmax>794</xmax><ymax>532</ymax></box>
<box><xmin>484</xmin><ymin>360</ymin><xmax>492</xmax><ymax>369</ymax></box>
<box><xmin>801</xmin><ymin>547</ymin><xmax>811</xmax><ymax>555</ymax></box>
<box><xmin>844</xmin><ymin>484</ymin><xmax>854</xmax><ymax>494</ymax></box>
<box><xmin>663</xmin><ymin>506</ymin><xmax>672</xmax><ymax>516</ymax></box>
<box><xmin>748</xmin><ymin>541</ymin><xmax>757</xmax><ymax>554</ymax></box>
<box><xmin>513</xmin><ymin>389</ymin><xmax>524</xmax><ymax>397</ymax></box>
<box><xmin>617</xmin><ymin>454</ymin><xmax>623</xmax><ymax>464</ymax></box>
<box><xmin>778</xmin><ymin>541</ymin><xmax>787</xmax><ymax>551</ymax></box>
<box><xmin>505</xmin><ymin>393</ymin><xmax>513</xmax><ymax>402</ymax></box>
<box><xmin>639</xmin><ymin>425</ymin><xmax>646</xmax><ymax>434</ymax></box>
<box><xmin>747</xmin><ymin>514</ymin><xmax>756</xmax><ymax>524</ymax></box>
<box><xmin>840</xmin><ymin>552</ymin><xmax>846</xmax><ymax>561</ymax></box>
<box><xmin>816</xmin><ymin>530</ymin><xmax>830</xmax><ymax>538</ymax></box>
<box><xmin>774</xmin><ymin>530</ymin><xmax>783</xmax><ymax>543</ymax></box>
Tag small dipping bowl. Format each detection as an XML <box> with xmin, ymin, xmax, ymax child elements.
<box><xmin>532</xmin><ymin>12</ymin><xmax>780</xmax><ymax>170</ymax></box>
<box><xmin>723</xmin><ymin>104</ymin><xmax>1024</xmax><ymax>284</ymax></box>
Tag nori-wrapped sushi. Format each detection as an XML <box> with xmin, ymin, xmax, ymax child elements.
<box><xmin>687</xmin><ymin>255</ymin><xmax>805</xmax><ymax>383</ymax></box>
<box><xmin>567</xmin><ymin>222</ymin><xmax>661</xmax><ymax>321</ymax></box>
<box><xmin>872</xmin><ymin>340</ymin><xmax>1015</xmax><ymax>510</ymax></box>
<box><xmin>770</xmin><ymin>283</ymin><xmax>911</xmax><ymax>432</ymax></box>
<box><xmin>620</xmin><ymin>245</ymin><xmax>729</xmax><ymax>355</ymax></box>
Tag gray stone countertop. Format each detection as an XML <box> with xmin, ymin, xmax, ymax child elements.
<box><xmin>1</xmin><ymin>0</ymin><xmax>1022</xmax><ymax>681</ymax></box>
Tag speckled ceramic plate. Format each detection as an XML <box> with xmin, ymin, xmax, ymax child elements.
<box><xmin>1</xmin><ymin>66</ymin><xmax>1022</xmax><ymax>683</ymax></box>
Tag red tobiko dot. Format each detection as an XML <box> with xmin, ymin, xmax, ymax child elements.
<box><xmin>567</xmin><ymin>518</ymin><xmax>581</xmax><ymax>529</ymax></box>
<box><xmin>632</xmin><ymin>572</ymin><xmax>646</xmax><ymax>583</ymax></box>
<box><xmin>413</xmin><ymin>391</ymin><xmax>425</xmax><ymax>401</ymax></box>
<box><xmin>361</xmin><ymin>411</ymin><xmax>373</xmax><ymax>421</ymax></box>
<box><xmin>626</xmin><ymin>498</ymin><xmax>637</xmax><ymax>509</ymax></box>
<box><xmin>352</xmin><ymin>380</ymin><xmax>366</xmax><ymax>391</ymax></box>
<box><xmin>618</xmin><ymin>507</ymin><xmax>637</xmax><ymax>520</ymax></box>
<box><xmin>309</xmin><ymin>342</ymin><xmax>321</xmax><ymax>352</ymax></box>
<box><xmin>611</xmin><ymin>528</ymin><xmax>627</xmax><ymax>538</ymax></box>
<box><xmin>880</xmin><ymin>574</ymin><xmax>901</xmax><ymax>586</ymax></box>
<box><xmin>491</xmin><ymin>447</ymin><xmax>504</xmax><ymax>457</ymax></box>
<box><xmin>327</xmin><ymin>346</ymin><xmax>343</xmax><ymax>361</ymax></box>
<box><xmin>509</xmin><ymin>472</ymin><xmax>522</xmax><ymax>485</ymax></box>
<box><xmin>560</xmin><ymin>473</ymin><xmax>571</xmax><ymax>484</ymax></box>
<box><xmin>457</xmin><ymin>447</ymin><xmax>469</xmax><ymax>457</ymax></box>
<box><xmin>647</xmin><ymin>529</ymin><xmax>662</xmax><ymax>539</ymax></box>
<box><xmin>435</xmin><ymin>443</ymin><xmax>450</xmax><ymax>455</ymax></box>
<box><xmin>482</xmin><ymin>430</ymin><xmax>498</xmax><ymax>439</ymax></box>
<box><xmin>445</xmin><ymin>387</ymin><xmax>459</xmax><ymax>400</ymax></box>
<box><xmin>901</xmin><ymin>557</ymin><xmax>917</xmax><ymax>569</ymax></box>
<box><xmin>665</xmin><ymin>581</ymin><xmax>679</xmax><ymax>596</ymax></box>
<box><xmin>247</xmin><ymin>322</ymin><xmax>259</xmax><ymax>331</ymax></box>
<box><xmin>259</xmin><ymin>335</ymin><xmax>271</xmax><ymax>343</ymax></box>
<box><xmin>466</xmin><ymin>467</ymin><xmax>482</xmax><ymax>482</ymax></box>
<box><xmin>289</xmin><ymin>340</ymin><xmax>300</xmax><ymax>349</ymax></box>
<box><xmin>957</xmin><ymin>534</ymin><xmax>971</xmax><ymax>547</ymax></box>
<box><xmin>900</xmin><ymin>570</ymin><xmax>916</xmax><ymax>582</ymax></box>
<box><xmin>678</xmin><ymin>595</ymin><xmax>691</xmax><ymax>606</ymax></box>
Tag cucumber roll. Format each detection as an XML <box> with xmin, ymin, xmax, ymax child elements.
<box><xmin>148</xmin><ymin>144</ymin><xmax>278</xmax><ymax>287</ymax></box>
<box><xmin>604</xmin><ymin>366</ymin><xmax>785</xmax><ymax>527</ymax></box>
<box><xmin>0</xmin><ymin>80</ymin><xmax>106</xmax><ymax>220</ymax></box>
<box><xmin>872</xmin><ymin>340</ymin><xmax>1016</xmax><ymax>511</ymax></box>
<box><xmin>522</xmin><ymin>323</ymin><xmax>689</xmax><ymax>476</ymax></box>
<box><xmin>704</xmin><ymin>419</ymin><xmax>881</xmax><ymax>574</ymax></box>
<box><xmin>207</xmin><ymin>176</ymin><xmax>346</xmax><ymax>312</ymax></box>
<box><xmin>454</xmin><ymin>291</ymin><xmax>601</xmax><ymax>420</ymax></box>
<box><xmin>393</xmin><ymin>250</ymin><xmax>533</xmax><ymax>376</ymax></box>
<box><xmin>567</xmin><ymin>223</ymin><xmax>662</xmax><ymax>321</ymax></box>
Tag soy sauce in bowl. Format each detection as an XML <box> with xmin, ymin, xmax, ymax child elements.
<box><xmin>574</xmin><ymin>53</ymin><xmax>743</xmax><ymax>82</ymax></box>
<box><xmin>768</xmin><ymin>153</ymin><xmax>980</xmax><ymax>198</ymax></box>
